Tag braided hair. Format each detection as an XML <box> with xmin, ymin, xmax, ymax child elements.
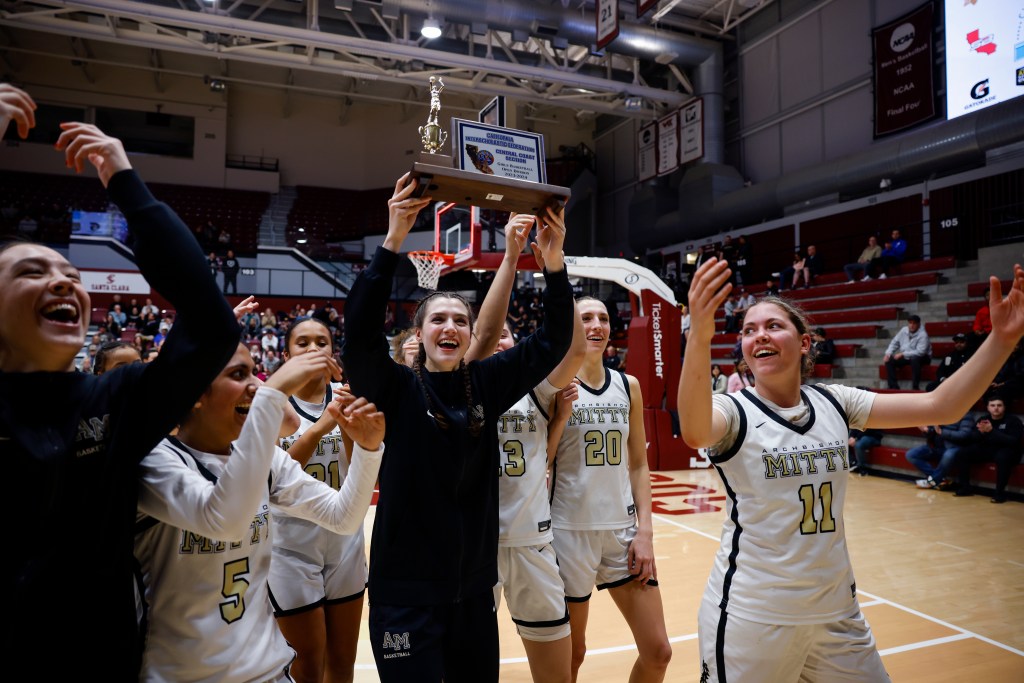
<box><xmin>411</xmin><ymin>291</ymin><xmax>485</xmax><ymax>437</ymax></box>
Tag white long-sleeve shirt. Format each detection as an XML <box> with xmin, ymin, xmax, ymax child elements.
<box><xmin>135</xmin><ymin>386</ymin><xmax>383</xmax><ymax>683</ymax></box>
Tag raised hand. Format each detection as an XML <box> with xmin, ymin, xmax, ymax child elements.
<box><xmin>988</xmin><ymin>264</ymin><xmax>1024</xmax><ymax>345</ymax></box>
<box><xmin>233</xmin><ymin>296</ymin><xmax>260</xmax><ymax>321</ymax></box>
<box><xmin>328</xmin><ymin>390</ymin><xmax>385</xmax><ymax>450</ymax></box>
<box><xmin>687</xmin><ymin>257</ymin><xmax>732</xmax><ymax>341</ymax></box>
<box><xmin>54</xmin><ymin>122</ymin><xmax>132</xmax><ymax>187</ymax></box>
<box><xmin>265</xmin><ymin>349</ymin><xmax>341</xmax><ymax>396</ymax></box>
<box><xmin>0</xmin><ymin>83</ymin><xmax>37</xmax><ymax>139</ymax></box>
<box><xmin>552</xmin><ymin>380</ymin><xmax>579</xmax><ymax>422</ymax></box>
<box><xmin>382</xmin><ymin>172</ymin><xmax>433</xmax><ymax>252</ymax></box>
<box><xmin>532</xmin><ymin>205</ymin><xmax>566</xmax><ymax>272</ymax></box>
<box><xmin>504</xmin><ymin>213</ymin><xmax>534</xmax><ymax>261</ymax></box>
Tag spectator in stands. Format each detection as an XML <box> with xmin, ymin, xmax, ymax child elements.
<box><xmin>16</xmin><ymin>213</ymin><xmax>38</xmax><ymax>237</ymax></box>
<box><xmin>261</xmin><ymin>307</ymin><xmax>278</xmax><ymax>330</ymax></box>
<box><xmin>952</xmin><ymin>395</ymin><xmax>1024</xmax><ymax>503</ymax></box>
<box><xmin>207</xmin><ymin>251</ymin><xmax>221</xmax><ymax>277</ymax></box>
<box><xmin>603</xmin><ymin>344</ymin><xmax>622</xmax><ymax>370</ymax></box>
<box><xmin>217</xmin><ymin>226</ymin><xmax>232</xmax><ymax>248</ymax></box>
<box><xmin>802</xmin><ymin>244</ymin><xmax>822</xmax><ymax>287</ymax></box>
<box><xmin>906</xmin><ymin>413</ymin><xmax>975</xmax><ymax>490</ymax></box>
<box><xmin>869</xmin><ymin>229</ymin><xmax>907</xmax><ymax>280</ymax></box>
<box><xmin>763</xmin><ymin>277</ymin><xmax>780</xmax><ymax>297</ymax></box>
<box><xmin>847</xmin><ymin>427</ymin><xmax>883</xmax><ymax>473</ymax></box>
<box><xmin>926</xmin><ymin>332</ymin><xmax>970</xmax><ymax>391</ymax></box>
<box><xmin>780</xmin><ymin>250</ymin><xmax>804</xmax><ymax>290</ymax></box>
<box><xmin>734</xmin><ymin>288</ymin><xmax>756</xmax><ymax>321</ymax></box>
<box><xmin>733</xmin><ymin>235</ymin><xmax>751</xmax><ymax>286</ymax></box>
<box><xmin>141</xmin><ymin>297</ymin><xmax>159</xmax><ymax>318</ymax></box>
<box><xmin>222</xmin><ymin>249</ymin><xmax>240</xmax><ymax>295</ymax></box>
<box><xmin>723</xmin><ymin>293</ymin><xmax>741</xmax><ymax>333</ymax></box>
<box><xmin>126</xmin><ymin>304</ymin><xmax>141</xmax><ymax>329</ymax></box>
<box><xmin>104</xmin><ymin>311</ymin><xmax>122</xmax><ymax>340</ymax></box>
<box><xmin>727</xmin><ymin>358</ymin><xmax>755</xmax><ymax>393</ymax></box>
<box><xmin>968</xmin><ymin>287</ymin><xmax>991</xmax><ymax>355</ymax></box>
<box><xmin>710</xmin><ymin>364</ymin><xmax>728</xmax><ymax>394</ymax></box>
<box><xmin>989</xmin><ymin>339</ymin><xmax>1024</xmax><ymax>402</ymax></box>
<box><xmin>811</xmin><ymin>327</ymin><xmax>836</xmax><ymax>365</ymax></box>
<box><xmin>109</xmin><ymin>303</ymin><xmax>127</xmax><ymax>329</ymax></box>
<box><xmin>844</xmin><ymin>235</ymin><xmax>881</xmax><ymax>283</ymax></box>
<box><xmin>718</xmin><ymin>234</ymin><xmax>736</xmax><ymax>267</ymax></box>
<box><xmin>261</xmin><ymin>327</ymin><xmax>279</xmax><ymax>356</ymax></box>
<box><xmin>884</xmin><ymin>314</ymin><xmax>932</xmax><ymax>390</ymax></box>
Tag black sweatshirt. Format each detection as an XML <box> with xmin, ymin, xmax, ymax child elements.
<box><xmin>342</xmin><ymin>246</ymin><xmax>574</xmax><ymax>606</ymax></box>
<box><xmin>0</xmin><ymin>170</ymin><xmax>239</xmax><ymax>680</ymax></box>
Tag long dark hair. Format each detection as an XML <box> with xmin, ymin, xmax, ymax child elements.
<box><xmin>410</xmin><ymin>291</ymin><xmax>484</xmax><ymax>436</ymax></box>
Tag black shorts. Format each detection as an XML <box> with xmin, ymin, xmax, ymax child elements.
<box><xmin>369</xmin><ymin>590</ymin><xmax>498</xmax><ymax>683</ymax></box>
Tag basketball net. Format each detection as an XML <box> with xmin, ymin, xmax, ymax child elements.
<box><xmin>408</xmin><ymin>251</ymin><xmax>453</xmax><ymax>290</ymax></box>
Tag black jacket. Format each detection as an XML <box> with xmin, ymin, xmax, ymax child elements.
<box><xmin>0</xmin><ymin>170</ymin><xmax>238</xmax><ymax>680</ymax></box>
<box><xmin>342</xmin><ymin>247</ymin><xmax>573</xmax><ymax>605</ymax></box>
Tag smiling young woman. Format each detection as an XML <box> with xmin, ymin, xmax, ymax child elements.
<box><xmin>678</xmin><ymin>256</ymin><xmax>1024</xmax><ymax>682</ymax></box>
<box><xmin>341</xmin><ymin>174</ymin><xmax>575</xmax><ymax>683</ymax></box>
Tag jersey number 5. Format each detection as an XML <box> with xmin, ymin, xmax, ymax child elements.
<box><xmin>220</xmin><ymin>558</ymin><xmax>251</xmax><ymax>624</ymax></box>
<box><xmin>797</xmin><ymin>482</ymin><xmax>836</xmax><ymax>535</ymax></box>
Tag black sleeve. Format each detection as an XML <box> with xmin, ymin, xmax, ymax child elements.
<box><xmin>475</xmin><ymin>266</ymin><xmax>575</xmax><ymax>414</ymax></box>
<box><xmin>341</xmin><ymin>246</ymin><xmax>403</xmax><ymax>409</ymax></box>
<box><xmin>105</xmin><ymin>170</ymin><xmax>239</xmax><ymax>459</ymax></box>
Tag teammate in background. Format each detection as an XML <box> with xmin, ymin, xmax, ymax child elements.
<box><xmin>134</xmin><ymin>343</ymin><xmax>383</xmax><ymax>682</ymax></box>
<box><xmin>1</xmin><ymin>86</ymin><xmax>241</xmax><ymax>679</ymax></box>
<box><xmin>268</xmin><ymin>316</ymin><xmax>362</xmax><ymax>683</ymax></box>
<box><xmin>678</xmin><ymin>256</ymin><xmax>1024</xmax><ymax>682</ymax></box>
<box><xmin>464</xmin><ymin>213</ymin><xmax>585</xmax><ymax>683</ymax></box>
<box><xmin>549</xmin><ymin>297</ymin><xmax>672</xmax><ymax>683</ymax></box>
<box><xmin>341</xmin><ymin>174</ymin><xmax>574</xmax><ymax>683</ymax></box>
<box><xmin>390</xmin><ymin>327</ymin><xmax>419</xmax><ymax>366</ymax></box>
<box><xmin>93</xmin><ymin>340</ymin><xmax>143</xmax><ymax>375</ymax></box>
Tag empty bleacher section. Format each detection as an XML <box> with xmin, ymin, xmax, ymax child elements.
<box><xmin>286</xmin><ymin>185</ymin><xmax>393</xmax><ymax>259</ymax></box>
<box><xmin>0</xmin><ymin>170</ymin><xmax>269</xmax><ymax>254</ymax></box>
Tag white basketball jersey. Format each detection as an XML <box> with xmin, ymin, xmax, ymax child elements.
<box><xmin>550</xmin><ymin>369</ymin><xmax>635</xmax><ymax>530</ymax></box>
<box><xmin>497</xmin><ymin>379</ymin><xmax>558</xmax><ymax>546</ymax></box>
<box><xmin>704</xmin><ymin>384</ymin><xmax>875</xmax><ymax>626</ymax></box>
<box><xmin>274</xmin><ymin>382</ymin><xmax>356</xmax><ymax>549</ymax></box>
<box><xmin>135</xmin><ymin>440</ymin><xmax>295</xmax><ymax>683</ymax></box>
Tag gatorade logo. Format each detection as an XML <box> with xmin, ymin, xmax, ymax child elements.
<box><xmin>970</xmin><ymin>79</ymin><xmax>990</xmax><ymax>99</ymax></box>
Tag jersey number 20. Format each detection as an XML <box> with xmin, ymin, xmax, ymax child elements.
<box><xmin>585</xmin><ymin>429</ymin><xmax>623</xmax><ymax>466</ymax></box>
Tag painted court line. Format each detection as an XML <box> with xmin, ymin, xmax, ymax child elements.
<box><xmin>934</xmin><ymin>541</ymin><xmax>970</xmax><ymax>552</ymax></box>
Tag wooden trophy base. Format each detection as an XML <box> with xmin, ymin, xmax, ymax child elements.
<box><xmin>409</xmin><ymin>161</ymin><xmax>571</xmax><ymax>215</ymax></box>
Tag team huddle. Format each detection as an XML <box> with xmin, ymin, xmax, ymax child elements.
<box><xmin>3</xmin><ymin>82</ymin><xmax>1024</xmax><ymax>683</ymax></box>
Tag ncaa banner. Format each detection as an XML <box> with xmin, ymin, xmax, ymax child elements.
<box><xmin>873</xmin><ymin>1</ymin><xmax>937</xmax><ymax>137</ymax></box>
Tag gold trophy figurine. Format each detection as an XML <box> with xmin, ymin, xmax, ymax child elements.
<box><xmin>418</xmin><ymin>76</ymin><xmax>448</xmax><ymax>156</ymax></box>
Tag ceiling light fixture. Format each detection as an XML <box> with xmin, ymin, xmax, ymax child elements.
<box><xmin>421</xmin><ymin>17</ymin><xmax>442</xmax><ymax>39</ymax></box>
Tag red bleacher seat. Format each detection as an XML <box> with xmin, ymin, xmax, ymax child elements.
<box><xmin>808</xmin><ymin>307</ymin><xmax>903</xmax><ymax>325</ymax></box>
<box><xmin>877</xmin><ymin>364</ymin><xmax>938</xmax><ymax>381</ymax></box>
<box><xmin>967</xmin><ymin>280</ymin><xmax>1010</xmax><ymax>297</ymax></box>
<box><xmin>946</xmin><ymin>300</ymin><xmax>984</xmax><ymax>317</ymax></box>
<box><xmin>925</xmin><ymin>321</ymin><xmax>972</xmax><ymax>337</ymax></box>
<box><xmin>798</xmin><ymin>290</ymin><xmax>920</xmax><ymax>312</ymax></box>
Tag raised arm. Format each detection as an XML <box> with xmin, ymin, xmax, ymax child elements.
<box><xmin>465</xmin><ymin>213</ymin><xmax>534</xmax><ymax>362</ymax></box>
<box><xmin>867</xmin><ymin>265</ymin><xmax>1024</xmax><ymax>428</ymax></box>
<box><xmin>678</xmin><ymin>257</ymin><xmax>733</xmax><ymax>448</ymax></box>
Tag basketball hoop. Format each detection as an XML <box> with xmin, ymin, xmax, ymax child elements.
<box><xmin>408</xmin><ymin>250</ymin><xmax>454</xmax><ymax>290</ymax></box>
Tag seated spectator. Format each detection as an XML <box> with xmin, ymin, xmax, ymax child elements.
<box><xmin>264</xmin><ymin>348</ymin><xmax>282</xmax><ymax>375</ymax></box>
<box><xmin>723</xmin><ymin>293</ymin><xmax>741</xmax><ymax>334</ymax></box>
<box><xmin>261</xmin><ymin>328</ymin><xmax>279</xmax><ymax>356</ymax></box>
<box><xmin>109</xmin><ymin>303</ymin><xmax>127</xmax><ymax>330</ymax></box>
<box><xmin>847</xmin><ymin>427</ymin><xmax>883</xmax><ymax>472</ymax></box>
<box><xmin>801</xmin><ymin>244</ymin><xmax>822</xmax><ymax>287</ymax></box>
<box><xmin>868</xmin><ymin>229</ymin><xmax>907</xmax><ymax>280</ymax></box>
<box><xmin>989</xmin><ymin>340</ymin><xmax>1024</xmax><ymax>402</ymax></box>
<box><xmin>844</xmin><ymin>236</ymin><xmax>881</xmax><ymax>283</ymax></box>
<box><xmin>141</xmin><ymin>297</ymin><xmax>160</xmax><ymax>318</ymax></box>
<box><xmin>763</xmin><ymin>278</ymin><xmax>779</xmax><ymax>297</ymax></box>
<box><xmin>733</xmin><ymin>288</ymin><xmax>756</xmax><ymax>324</ymax></box>
<box><xmin>603</xmin><ymin>344</ymin><xmax>622</xmax><ymax>370</ymax></box>
<box><xmin>104</xmin><ymin>312</ymin><xmax>122</xmax><ymax>340</ymax></box>
<box><xmin>884</xmin><ymin>314</ymin><xmax>932</xmax><ymax>390</ymax></box>
<box><xmin>125</xmin><ymin>304</ymin><xmax>142</xmax><ymax>330</ymax></box>
<box><xmin>952</xmin><ymin>395</ymin><xmax>1023</xmax><ymax>503</ymax></box>
<box><xmin>710</xmin><ymin>364</ymin><xmax>728</xmax><ymax>394</ymax></box>
<box><xmin>906</xmin><ymin>413</ymin><xmax>975</xmax><ymax>489</ymax></box>
<box><xmin>811</xmin><ymin>327</ymin><xmax>836</xmax><ymax>365</ymax></box>
<box><xmin>780</xmin><ymin>250</ymin><xmax>804</xmax><ymax>290</ymax></box>
<box><xmin>727</xmin><ymin>359</ymin><xmax>755</xmax><ymax>393</ymax></box>
<box><xmin>926</xmin><ymin>332</ymin><xmax>970</xmax><ymax>391</ymax></box>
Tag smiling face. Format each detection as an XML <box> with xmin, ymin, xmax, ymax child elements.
<box><xmin>416</xmin><ymin>297</ymin><xmax>472</xmax><ymax>372</ymax></box>
<box><xmin>494</xmin><ymin>321</ymin><xmax>516</xmax><ymax>354</ymax></box>
<box><xmin>740</xmin><ymin>302</ymin><xmax>811</xmax><ymax>382</ymax></box>
<box><xmin>0</xmin><ymin>243</ymin><xmax>91</xmax><ymax>372</ymax></box>
<box><xmin>579</xmin><ymin>299</ymin><xmax>611</xmax><ymax>357</ymax></box>
<box><xmin>187</xmin><ymin>343</ymin><xmax>258</xmax><ymax>453</ymax></box>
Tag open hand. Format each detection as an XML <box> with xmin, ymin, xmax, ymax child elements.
<box><xmin>687</xmin><ymin>257</ymin><xmax>732</xmax><ymax>341</ymax></box>
<box><xmin>233</xmin><ymin>296</ymin><xmax>260</xmax><ymax>321</ymax></box>
<box><xmin>383</xmin><ymin>172</ymin><xmax>432</xmax><ymax>252</ymax></box>
<box><xmin>988</xmin><ymin>264</ymin><xmax>1024</xmax><ymax>345</ymax></box>
<box><xmin>504</xmin><ymin>213</ymin><xmax>534</xmax><ymax>261</ymax></box>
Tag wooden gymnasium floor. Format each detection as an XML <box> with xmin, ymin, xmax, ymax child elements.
<box><xmin>351</xmin><ymin>469</ymin><xmax>1024</xmax><ymax>681</ymax></box>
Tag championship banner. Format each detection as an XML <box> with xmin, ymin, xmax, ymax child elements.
<box><xmin>596</xmin><ymin>0</ymin><xmax>619</xmax><ymax>50</ymax></box>
<box><xmin>637</xmin><ymin>0</ymin><xmax>657</xmax><ymax>18</ymax></box>
<box><xmin>656</xmin><ymin>110</ymin><xmax>679</xmax><ymax>176</ymax></box>
<box><xmin>637</xmin><ymin>122</ymin><xmax>657</xmax><ymax>182</ymax></box>
<box><xmin>679</xmin><ymin>98</ymin><xmax>704</xmax><ymax>165</ymax></box>
<box><xmin>873</xmin><ymin>1</ymin><xmax>937</xmax><ymax>137</ymax></box>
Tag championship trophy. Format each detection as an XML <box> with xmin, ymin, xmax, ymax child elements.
<box><xmin>408</xmin><ymin>76</ymin><xmax>571</xmax><ymax>215</ymax></box>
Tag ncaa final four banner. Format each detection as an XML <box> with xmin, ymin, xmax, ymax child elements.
<box><xmin>872</xmin><ymin>2</ymin><xmax>937</xmax><ymax>137</ymax></box>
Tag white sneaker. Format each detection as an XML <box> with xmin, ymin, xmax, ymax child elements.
<box><xmin>845</xmin><ymin>280</ymin><xmax>855</xmax><ymax>285</ymax></box>
<box><xmin>861</xmin><ymin>275</ymin><xmax>872</xmax><ymax>281</ymax></box>
<box><xmin>879</xmin><ymin>273</ymin><xmax>887</xmax><ymax>279</ymax></box>
<box><xmin>915</xmin><ymin>478</ymin><xmax>931</xmax><ymax>489</ymax></box>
